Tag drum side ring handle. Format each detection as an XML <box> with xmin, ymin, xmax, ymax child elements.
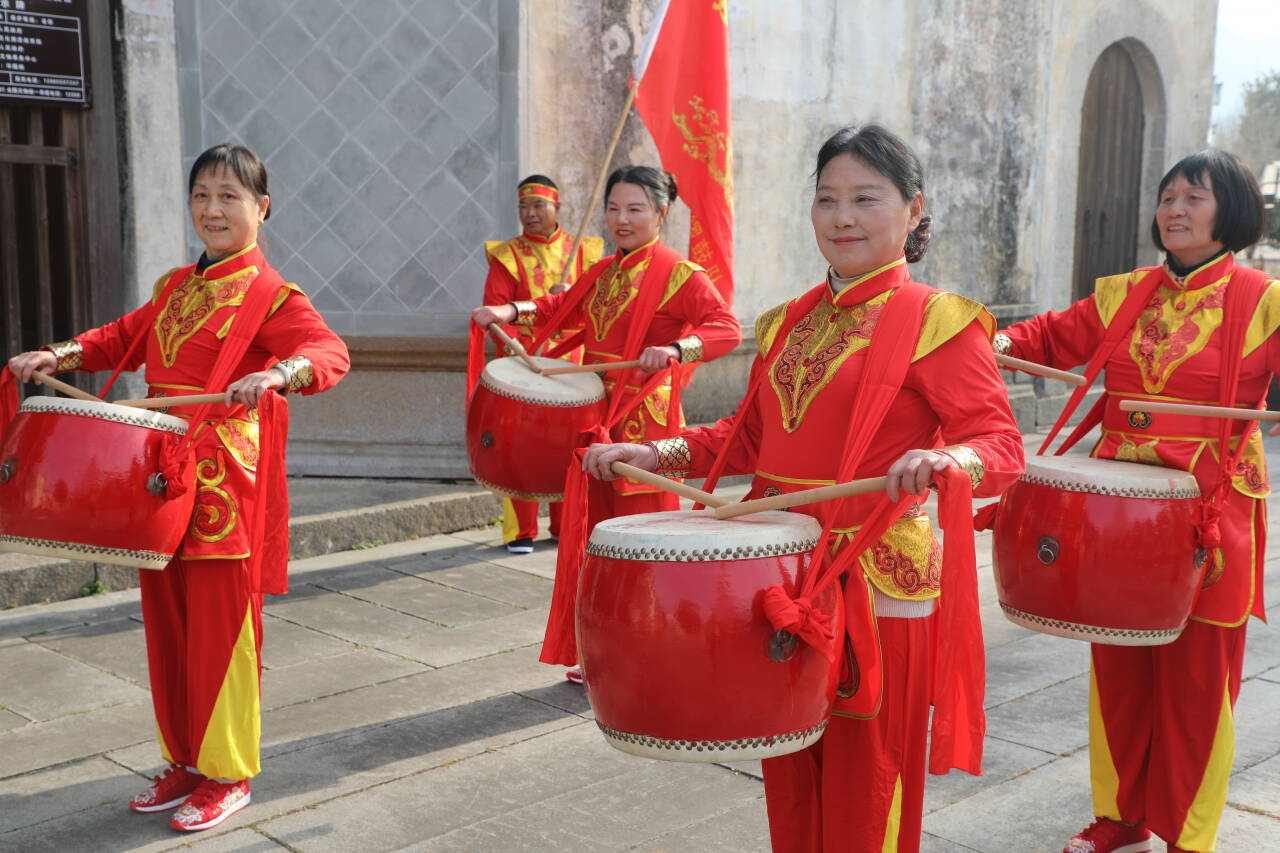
<box><xmin>1036</xmin><ymin>536</ymin><xmax>1060</xmax><ymax>565</ymax></box>
<box><xmin>0</xmin><ymin>457</ymin><xmax>14</xmax><ymax>484</ymax></box>
<box><xmin>768</xmin><ymin>629</ymin><xmax>798</xmax><ymax>662</ymax></box>
<box><xmin>147</xmin><ymin>473</ymin><xmax>168</xmax><ymax>497</ymax></box>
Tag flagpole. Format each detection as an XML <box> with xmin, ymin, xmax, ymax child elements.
<box><xmin>554</xmin><ymin>0</ymin><xmax>673</xmax><ymax>295</ymax></box>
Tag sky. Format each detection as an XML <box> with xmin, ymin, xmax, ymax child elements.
<box><xmin>1211</xmin><ymin>0</ymin><xmax>1279</xmax><ymax>125</ymax></box>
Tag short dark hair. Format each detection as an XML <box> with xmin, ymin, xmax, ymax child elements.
<box><xmin>519</xmin><ymin>174</ymin><xmax>558</xmax><ymax>190</ymax></box>
<box><xmin>188</xmin><ymin>144</ymin><xmax>271</xmax><ymax>220</ymax></box>
<box><xmin>604</xmin><ymin>165</ymin><xmax>678</xmax><ymax>211</ymax></box>
<box><xmin>815</xmin><ymin>125</ymin><xmax>931</xmax><ymax>262</ymax></box>
<box><xmin>1150</xmin><ymin>149</ymin><xmax>1264</xmax><ymax>253</ymax></box>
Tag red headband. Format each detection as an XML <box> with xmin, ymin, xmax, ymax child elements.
<box><xmin>519</xmin><ymin>182</ymin><xmax>559</xmax><ymax>203</ymax></box>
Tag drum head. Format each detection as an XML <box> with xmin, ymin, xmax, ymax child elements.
<box><xmin>587</xmin><ymin>509</ymin><xmax>821</xmax><ymax>562</ymax></box>
<box><xmin>18</xmin><ymin>396</ymin><xmax>189</xmax><ymax>435</ymax></box>
<box><xmin>1022</xmin><ymin>456</ymin><xmax>1200</xmax><ymax>498</ymax></box>
<box><xmin>480</xmin><ymin>356</ymin><xmax>605</xmax><ymax>406</ymax></box>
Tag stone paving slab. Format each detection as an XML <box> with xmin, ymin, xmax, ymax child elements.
<box><xmin>260</xmin><ymin>647</ymin><xmax>430</xmax><ymax>711</ymax></box>
<box><xmin>27</xmin><ymin>615</ymin><xmax>151</xmax><ymax>688</ymax></box>
<box><xmin>0</xmin><ymin>702</ymin><xmax>152</xmax><ymax>779</ymax></box>
<box><xmin>309</xmin><ymin>563</ymin><xmax>522</xmax><ymax>627</ymax></box>
<box><xmin>264</xmin><ymin>582</ymin><xmax>446</xmax><ymax>647</ymax></box>
<box><xmin>0</xmin><ymin>641</ymin><xmax>147</xmax><ymax>721</ymax></box>
<box><xmin>981</xmin><ymin>673</ymin><xmax>1091</xmax><ymax>756</ymax></box>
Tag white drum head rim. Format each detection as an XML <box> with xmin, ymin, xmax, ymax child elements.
<box><xmin>18</xmin><ymin>396</ymin><xmax>189</xmax><ymax>436</ymax></box>
<box><xmin>480</xmin><ymin>356</ymin><xmax>606</xmax><ymax>406</ymax></box>
<box><xmin>0</xmin><ymin>533</ymin><xmax>172</xmax><ymax>570</ymax></box>
<box><xmin>1021</xmin><ymin>456</ymin><xmax>1200</xmax><ymax>499</ymax></box>
<box><xmin>586</xmin><ymin>509</ymin><xmax>821</xmax><ymax>562</ymax></box>
<box><xmin>999</xmin><ymin>603</ymin><xmax>1184</xmax><ymax>646</ymax></box>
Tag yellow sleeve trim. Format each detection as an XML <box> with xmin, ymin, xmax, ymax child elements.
<box><xmin>659</xmin><ymin>260</ymin><xmax>705</xmax><ymax>307</ymax></box>
<box><xmin>484</xmin><ymin>240</ymin><xmax>519</xmax><ymax>280</ymax></box>
<box><xmin>1093</xmin><ymin>270</ymin><xmax>1148</xmax><ymax>328</ymax></box>
<box><xmin>912</xmin><ymin>292</ymin><xmax>991</xmax><ymax>361</ymax></box>
<box><xmin>755</xmin><ymin>299</ymin><xmax>793</xmax><ymax>357</ymax></box>
<box><xmin>1243</xmin><ymin>278</ymin><xmax>1280</xmax><ymax>358</ymax></box>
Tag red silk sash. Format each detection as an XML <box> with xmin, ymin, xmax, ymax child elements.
<box><xmin>539</xmin><ymin>245</ymin><xmax>686</xmax><ymax>666</ymax></box>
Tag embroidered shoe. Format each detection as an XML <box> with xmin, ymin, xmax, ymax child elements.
<box><xmin>1064</xmin><ymin>818</ymin><xmax>1152</xmax><ymax>853</ymax></box>
<box><xmin>170</xmin><ymin>778</ymin><xmax>251</xmax><ymax>832</ymax></box>
<box><xmin>565</xmin><ymin>667</ymin><xmax>584</xmax><ymax>685</ymax></box>
<box><xmin>506</xmin><ymin>537</ymin><xmax>535</xmax><ymax>554</ymax></box>
<box><xmin>128</xmin><ymin>764</ymin><xmax>203</xmax><ymax>813</ymax></box>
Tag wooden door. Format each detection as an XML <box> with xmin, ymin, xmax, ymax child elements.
<box><xmin>1072</xmin><ymin>43</ymin><xmax>1145</xmax><ymax>302</ymax></box>
<box><xmin>0</xmin><ymin>2</ymin><xmax>120</xmax><ymax>385</ymax></box>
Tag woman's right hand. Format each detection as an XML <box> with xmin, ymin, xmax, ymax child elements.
<box><xmin>6</xmin><ymin>350</ymin><xmax>57</xmax><ymax>382</ymax></box>
<box><xmin>471</xmin><ymin>304</ymin><xmax>517</xmax><ymax>328</ymax></box>
<box><xmin>582</xmin><ymin>442</ymin><xmax>658</xmax><ymax>481</ymax></box>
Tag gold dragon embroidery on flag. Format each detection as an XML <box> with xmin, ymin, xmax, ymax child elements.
<box><xmin>671</xmin><ymin>96</ymin><xmax>733</xmax><ymax>208</ymax></box>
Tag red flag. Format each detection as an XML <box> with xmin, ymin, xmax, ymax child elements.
<box><xmin>634</xmin><ymin>0</ymin><xmax>735</xmax><ymax>304</ymax></box>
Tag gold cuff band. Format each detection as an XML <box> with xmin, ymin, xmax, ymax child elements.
<box><xmin>42</xmin><ymin>339</ymin><xmax>84</xmax><ymax>372</ymax></box>
<box><xmin>647</xmin><ymin>437</ymin><xmax>692</xmax><ymax>476</ymax></box>
<box><xmin>936</xmin><ymin>444</ymin><xmax>985</xmax><ymax>490</ymax></box>
<box><xmin>672</xmin><ymin>334</ymin><xmax>704</xmax><ymax>364</ymax></box>
<box><xmin>273</xmin><ymin>355</ymin><xmax>314</xmax><ymax>392</ymax></box>
<box><xmin>992</xmin><ymin>333</ymin><xmax>1013</xmax><ymax>356</ymax></box>
<box><xmin>511</xmin><ymin>301</ymin><xmax>537</xmax><ymax>325</ymax></box>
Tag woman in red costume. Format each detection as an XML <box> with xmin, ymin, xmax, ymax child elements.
<box><xmin>996</xmin><ymin>150</ymin><xmax>1274</xmax><ymax>853</ymax></box>
<box><xmin>584</xmin><ymin>125</ymin><xmax>1025</xmax><ymax>852</ymax></box>
<box><xmin>7</xmin><ymin>144</ymin><xmax>349</xmax><ymax>832</ymax></box>
<box><xmin>471</xmin><ymin>165</ymin><xmax>741</xmax><ymax>681</ymax></box>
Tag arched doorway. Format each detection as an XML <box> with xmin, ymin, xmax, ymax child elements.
<box><xmin>1072</xmin><ymin>43</ymin><xmax>1145</xmax><ymax>301</ymax></box>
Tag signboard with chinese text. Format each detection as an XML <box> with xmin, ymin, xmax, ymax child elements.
<box><xmin>0</xmin><ymin>0</ymin><xmax>89</xmax><ymax>108</ymax></box>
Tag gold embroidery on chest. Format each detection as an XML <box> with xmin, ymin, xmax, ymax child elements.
<box><xmin>513</xmin><ymin>238</ymin><xmax>563</xmax><ymax>300</ymax></box>
<box><xmin>588</xmin><ymin>264</ymin><xmax>640</xmax><ymax>341</ymax></box>
<box><xmin>768</xmin><ymin>293</ymin><xmax>889</xmax><ymax>432</ymax></box>
<box><xmin>1129</xmin><ymin>278</ymin><xmax>1226</xmax><ymax>394</ymax></box>
<box><xmin>154</xmin><ymin>268</ymin><xmax>257</xmax><ymax>367</ymax></box>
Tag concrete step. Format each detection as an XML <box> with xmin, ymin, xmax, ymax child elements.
<box><xmin>0</xmin><ymin>479</ymin><xmax>503</xmax><ymax>610</ymax></box>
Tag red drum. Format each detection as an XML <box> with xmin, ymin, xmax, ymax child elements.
<box><xmin>578</xmin><ymin>510</ymin><xmax>839</xmax><ymax>762</ymax></box>
<box><xmin>466</xmin><ymin>355</ymin><xmax>607</xmax><ymax>501</ymax></box>
<box><xmin>0</xmin><ymin>396</ymin><xmax>196</xmax><ymax>570</ymax></box>
<box><xmin>993</xmin><ymin>456</ymin><xmax>1202</xmax><ymax>645</ymax></box>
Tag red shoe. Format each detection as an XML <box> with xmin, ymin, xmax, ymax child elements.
<box><xmin>128</xmin><ymin>764</ymin><xmax>203</xmax><ymax>813</ymax></box>
<box><xmin>565</xmin><ymin>667</ymin><xmax>584</xmax><ymax>685</ymax></box>
<box><xmin>169</xmin><ymin>778</ymin><xmax>251</xmax><ymax>832</ymax></box>
<box><xmin>1064</xmin><ymin>818</ymin><xmax>1152</xmax><ymax>853</ymax></box>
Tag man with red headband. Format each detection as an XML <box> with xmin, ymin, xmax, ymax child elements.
<box><xmin>482</xmin><ymin>174</ymin><xmax>603</xmax><ymax>553</ymax></box>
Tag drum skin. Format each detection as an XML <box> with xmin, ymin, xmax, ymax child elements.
<box><xmin>0</xmin><ymin>397</ymin><xmax>196</xmax><ymax>570</ymax></box>
<box><xmin>993</xmin><ymin>460</ymin><xmax>1202</xmax><ymax>646</ymax></box>
<box><xmin>466</xmin><ymin>356</ymin><xmax>607</xmax><ymax>501</ymax></box>
<box><xmin>578</xmin><ymin>510</ymin><xmax>839</xmax><ymax>762</ymax></box>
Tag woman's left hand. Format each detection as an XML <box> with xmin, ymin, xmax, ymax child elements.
<box><xmin>225</xmin><ymin>368</ymin><xmax>287</xmax><ymax>407</ymax></box>
<box><xmin>884</xmin><ymin>449</ymin><xmax>955</xmax><ymax>500</ymax></box>
<box><xmin>637</xmin><ymin>345</ymin><xmax>679</xmax><ymax>374</ymax></box>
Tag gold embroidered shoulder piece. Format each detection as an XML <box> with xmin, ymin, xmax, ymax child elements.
<box><xmin>1244</xmin><ymin>278</ymin><xmax>1280</xmax><ymax>357</ymax></box>
<box><xmin>151</xmin><ymin>268</ymin><xmax>182</xmax><ymax>302</ymax></box>
<box><xmin>214</xmin><ymin>282</ymin><xmax>299</xmax><ymax>339</ymax></box>
<box><xmin>660</xmin><ymin>260</ymin><xmax>704</xmax><ymax>307</ymax></box>
<box><xmin>484</xmin><ymin>240</ymin><xmax>520</xmax><ymax>280</ymax></box>
<box><xmin>755</xmin><ymin>300</ymin><xmax>793</xmax><ymax>356</ymax></box>
<box><xmin>912</xmin><ymin>292</ymin><xmax>990</xmax><ymax>361</ymax></box>
<box><xmin>1093</xmin><ymin>270</ymin><xmax>1147</xmax><ymax>327</ymax></box>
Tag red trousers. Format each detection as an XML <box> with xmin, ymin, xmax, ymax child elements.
<box><xmin>140</xmin><ymin>557</ymin><xmax>264</xmax><ymax>781</ymax></box>
<box><xmin>501</xmin><ymin>498</ymin><xmax>563</xmax><ymax>542</ymax></box>
<box><xmin>1089</xmin><ymin>618</ymin><xmax>1248</xmax><ymax>852</ymax></box>
<box><xmin>763</xmin><ymin>613</ymin><xmax>937</xmax><ymax>853</ymax></box>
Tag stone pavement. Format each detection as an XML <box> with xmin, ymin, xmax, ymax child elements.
<box><xmin>2</xmin><ymin>447</ymin><xmax>1280</xmax><ymax>851</ymax></box>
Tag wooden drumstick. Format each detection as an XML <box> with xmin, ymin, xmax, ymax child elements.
<box><xmin>610</xmin><ymin>461</ymin><xmax>730</xmax><ymax>508</ymax></box>
<box><xmin>31</xmin><ymin>370</ymin><xmax>103</xmax><ymax>403</ymax></box>
<box><xmin>116</xmin><ymin>393</ymin><xmax>227</xmax><ymax>409</ymax></box>
<box><xmin>995</xmin><ymin>354</ymin><xmax>1088</xmax><ymax>387</ymax></box>
<box><xmin>487</xmin><ymin>323</ymin><xmax>543</xmax><ymax>374</ymax></box>
<box><xmin>1117</xmin><ymin>399</ymin><xmax>1280</xmax><ymax>423</ymax></box>
<box><xmin>713</xmin><ymin>476</ymin><xmax>890</xmax><ymax>520</ymax></box>
<box><xmin>541</xmin><ymin>360</ymin><xmax>643</xmax><ymax>377</ymax></box>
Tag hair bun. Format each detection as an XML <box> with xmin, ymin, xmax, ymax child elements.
<box><xmin>665</xmin><ymin>171</ymin><xmax>679</xmax><ymax>205</ymax></box>
<box><xmin>904</xmin><ymin>215</ymin><xmax>931</xmax><ymax>263</ymax></box>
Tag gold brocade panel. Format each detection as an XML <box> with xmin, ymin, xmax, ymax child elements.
<box><xmin>154</xmin><ymin>267</ymin><xmax>258</xmax><ymax>367</ymax></box>
<box><xmin>1128</xmin><ymin>276</ymin><xmax>1228</xmax><ymax>394</ymax></box>
<box><xmin>768</xmin><ymin>291</ymin><xmax>890</xmax><ymax>432</ymax></box>
<box><xmin>831</xmin><ymin>514</ymin><xmax>941</xmax><ymax>601</ymax></box>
